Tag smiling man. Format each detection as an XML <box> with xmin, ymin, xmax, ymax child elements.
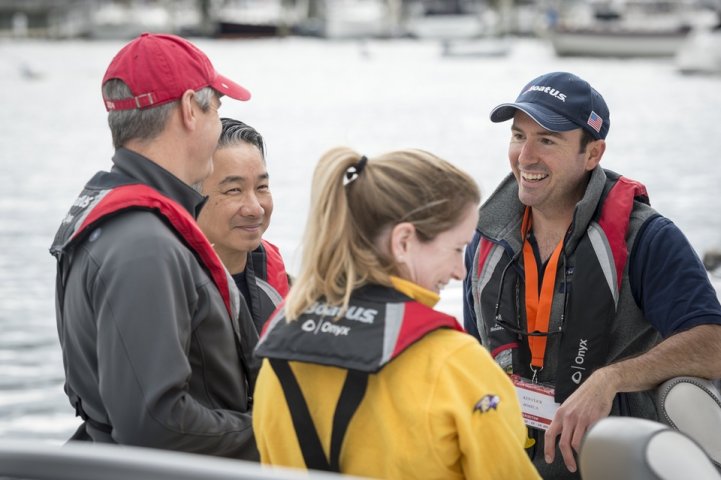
<box><xmin>198</xmin><ymin>118</ymin><xmax>289</xmax><ymax>333</ymax></box>
<box><xmin>463</xmin><ymin>71</ymin><xmax>721</xmax><ymax>479</ymax></box>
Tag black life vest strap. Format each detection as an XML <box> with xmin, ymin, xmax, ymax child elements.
<box><xmin>329</xmin><ymin>368</ymin><xmax>368</xmax><ymax>472</ymax></box>
<box><xmin>268</xmin><ymin>358</ymin><xmax>368</xmax><ymax>472</ymax></box>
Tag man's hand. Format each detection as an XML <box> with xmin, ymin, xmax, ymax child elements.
<box><xmin>544</xmin><ymin>368</ymin><xmax>617</xmax><ymax>473</ymax></box>
<box><xmin>544</xmin><ymin>325</ymin><xmax>721</xmax><ymax>472</ymax></box>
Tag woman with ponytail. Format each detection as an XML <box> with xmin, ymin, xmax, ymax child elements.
<box><xmin>252</xmin><ymin>147</ymin><xmax>538</xmax><ymax>479</ymax></box>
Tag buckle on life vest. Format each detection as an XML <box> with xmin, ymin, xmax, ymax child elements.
<box><xmin>530</xmin><ymin>365</ymin><xmax>543</xmax><ymax>383</ymax></box>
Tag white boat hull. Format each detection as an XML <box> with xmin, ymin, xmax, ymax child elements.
<box><xmin>550</xmin><ymin>28</ymin><xmax>689</xmax><ymax>58</ymax></box>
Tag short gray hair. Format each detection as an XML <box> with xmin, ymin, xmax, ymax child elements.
<box><xmin>218</xmin><ymin>118</ymin><xmax>265</xmax><ymax>159</ymax></box>
<box><xmin>103</xmin><ymin>79</ymin><xmax>216</xmax><ymax>149</ymax></box>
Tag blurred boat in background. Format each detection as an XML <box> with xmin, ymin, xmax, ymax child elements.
<box><xmin>546</xmin><ymin>0</ymin><xmax>715</xmax><ymax>58</ymax></box>
<box><xmin>676</xmin><ymin>13</ymin><xmax>721</xmax><ymax>75</ymax></box>
<box><xmin>405</xmin><ymin>0</ymin><xmax>487</xmax><ymax>39</ymax></box>
<box><xmin>0</xmin><ymin>0</ymin><xmax>540</xmax><ymax>41</ymax></box>
<box><xmin>87</xmin><ymin>1</ymin><xmax>176</xmax><ymax>39</ymax></box>
<box><xmin>295</xmin><ymin>0</ymin><xmax>397</xmax><ymax>39</ymax></box>
<box><xmin>550</xmin><ymin>25</ymin><xmax>690</xmax><ymax>57</ymax></box>
<box><xmin>214</xmin><ymin>0</ymin><xmax>285</xmax><ymax>38</ymax></box>
<box><xmin>405</xmin><ymin>0</ymin><xmax>513</xmax><ymax>57</ymax></box>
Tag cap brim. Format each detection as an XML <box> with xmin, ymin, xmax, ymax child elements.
<box><xmin>490</xmin><ymin>102</ymin><xmax>577</xmax><ymax>132</ymax></box>
<box><xmin>212</xmin><ymin>74</ymin><xmax>251</xmax><ymax>101</ymax></box>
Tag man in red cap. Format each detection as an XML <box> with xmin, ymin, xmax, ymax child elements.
<box><xmin>50</xmin><ymin>33</ymin><xmax>258</xmax><ymax>459</ymax></box>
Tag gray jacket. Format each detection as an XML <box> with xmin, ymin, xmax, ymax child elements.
<box><xmin>50</xmin><ymin>148</ymin><xmax>259</xmax><ymax>459</ymax></box>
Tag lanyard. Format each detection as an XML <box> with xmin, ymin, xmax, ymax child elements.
<box><xmin>521</xmin><ymin>208</ymin><xmax>563</xmax><ymax>371</ymax></box>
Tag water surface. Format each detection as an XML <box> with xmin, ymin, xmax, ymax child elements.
<box><xmin>1</xmin><ymin>36</ymin><xmax>720</xmax><ymax>442</ymax></box>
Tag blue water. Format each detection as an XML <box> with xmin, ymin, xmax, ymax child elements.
<box><xmin>1</xmin><ymin>36</ymin><xmax>720</xmax><ymax>442</ymax></box>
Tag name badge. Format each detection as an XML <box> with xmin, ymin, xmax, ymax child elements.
<box><xmin>510</xmin><ymin>374</ymin><xmax>560</xmax><ymax>431</ymax></box>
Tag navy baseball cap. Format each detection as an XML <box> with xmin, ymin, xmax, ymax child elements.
<box><xmin>490</xmin><ymin>71</ymin><xmax>610</xmax><ymax>140</ymax></box>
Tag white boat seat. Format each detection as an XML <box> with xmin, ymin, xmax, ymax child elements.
<box><xmin>656</xmin><ymin>376</ymin><xmax>721</xmax><ymax>467</ymax></box>
<box><xmin>579</xmin><ymin>417</ymin><xmax>721</xmax><ymax>480</ymax></box>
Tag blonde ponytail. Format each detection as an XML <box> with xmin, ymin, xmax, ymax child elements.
<box><xmin>284</xmin><ymin>147</ymin><xmax>480</xmax><ymax>320</ymax></box>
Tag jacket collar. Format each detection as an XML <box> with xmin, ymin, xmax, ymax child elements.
<box><xmin>110</xmin><ymin>147</ymin><xmax>207</xmax><ymax>218</ymax></box>
<box><xmin>565</xmin><ymin>166</ymin><xmax>607</xmax><ymax>252</ymax></box>
<box><xmin>478</xmin><ymin>166</ymin><xmax>608</xmax><ymax>254</ymax></box>
<box><xmin>389</xmin><ymin>276</ymin><xmax>440</xmax><ymax>308</ymax></box>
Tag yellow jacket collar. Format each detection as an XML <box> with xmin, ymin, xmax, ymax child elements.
<box><xmin>390</xmin><ymin>276</ymin><xmax>440</xmax><ymax>308</ymax></box>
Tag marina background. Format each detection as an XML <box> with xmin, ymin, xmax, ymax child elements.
<box><xmin>1</xmin><ymin>31</ymin><xmax>721</xmax><ymax>442</ymax></box>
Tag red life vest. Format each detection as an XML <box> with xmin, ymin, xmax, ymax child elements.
<box><xmin>260</xmin><ymin>239</ymin><xmax>289</xmax><ymax>298</ymax></box>
<box><xmin>476</xmin><ymin>171</ymin><xmax>649</xmax><ymax>402</ymax></box>
<box><xmin>257</xmin><ymin>284</ymin><xmax>463</xmax><ymax>372</ymax></box>
<box><xmin>52</xmin><ymin>181</ymin><xmax>236</xmax><ymax>320</ymax></box>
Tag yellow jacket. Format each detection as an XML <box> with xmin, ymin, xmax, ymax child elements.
<box><xmin>252</xmin><ymin>280</ymin><xmax>539</xmax><ymax>479</ymax></box>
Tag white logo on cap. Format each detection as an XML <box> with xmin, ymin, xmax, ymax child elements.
<box><xmin>525</xmin><ymin>85</ymin><xmax>567</xmax><ymax>102</ymax></box>
<box><xmin>221</xmin><ymin>82</ymin><xmax>229</xmax><ymax>89</ymax></box>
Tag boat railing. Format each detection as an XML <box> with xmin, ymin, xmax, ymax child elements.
<box><xmin>0</xmin><ymin>440</ymin><xmax>362</xmax><ymax>480</ymax></box>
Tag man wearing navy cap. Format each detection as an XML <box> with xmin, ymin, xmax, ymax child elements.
<box><xmin>50</xmin><ymin>33</ymin><xmax>258</xmax><ymax>458</ymax></box>
<box><xmin>464</xmin><ymin>71</ymin><xmax>721</xmax><ymax>478</ymax></box>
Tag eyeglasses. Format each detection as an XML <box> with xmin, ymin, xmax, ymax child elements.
<box><xmin>492</xmin><ymin>248</ymin><xmax>569</xmax><ymax>338</ymax></box>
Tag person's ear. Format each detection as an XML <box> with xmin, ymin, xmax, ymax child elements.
<box><xmin>390</xmin><ymin>222</ymin><xmax>416</xmax><ymax>264</ymax></box>
<box><xmin>178</xmin><ymin>89</ymin><xmax>198</xmax><ymax>129</ymax></box>
<box><xmin>585</xmin><ymin>139</ymin><xmax>606</xmax><ymax>171</ymax></box>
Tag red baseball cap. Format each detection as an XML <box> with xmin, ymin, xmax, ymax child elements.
<box><xmin>102</xmin><ymin>33</ymin><xmax>251</xmax><ymax>111</ymax></box>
